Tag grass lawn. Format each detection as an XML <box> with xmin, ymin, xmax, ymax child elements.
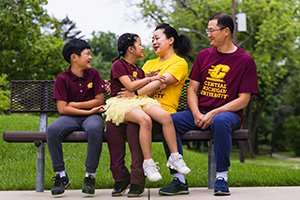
<box><xmin>1</xmin><ymin>114</ymin><xmax>300</xmax><ymax>190</ymax></box>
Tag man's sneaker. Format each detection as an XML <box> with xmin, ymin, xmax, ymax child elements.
<box><xmin>51</xmin><ymin>174</ymin><xmax>70</xmax><ymax>196</ymax></box>
<box><xmin>111</xmin><ymin>179</ymin><xmax>130</xmax><ymax>196</ymax></box>
<box><xmin>143</xmin><ymin>160</ymin><xmax>162</xmax><ymax>182</ymax></box>
<box><xmin>214</xmin><ymin>177</ymin><xmax>230</xmax><ymax>196</ymax></box>
<box><xmin>127</xmin><ymin>184</ymin><xmax>145</xmax><ymax>198</ymax></box>
<box><xmin>82</xmin><ymin>175</ymin><xmax>96</xmax><ymax>195</ymax></box>
<box><xmin>166</xmin><ymin>154</ymin><xmax>191</xmax><ymax>175</ymax></box>
<box><xmin>159</xmin><ymin>177</ymin><xmax>189</xmax><ymax>196</ymax></box>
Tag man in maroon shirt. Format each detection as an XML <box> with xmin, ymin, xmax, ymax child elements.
<box><xmin>166</xmin><ymin>12</ymin><xmax>258</xmax><ymax>196</ymax></box>
<box><xmin>46</xmin><ymin>39</ymin><xmax>106</xmax><ymax>196</ymax></box>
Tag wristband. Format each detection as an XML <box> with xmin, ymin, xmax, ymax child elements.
<box><xmin>134</xmin><ymin>90</ymin><xmax>139</xmax><ymax>96</ymax></box>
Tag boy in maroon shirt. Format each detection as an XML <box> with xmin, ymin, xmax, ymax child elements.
<box><xmin>46</xmin><ymin>39</ymin><xmax>106</xmax><ymax>196</ymax></box>
<box><xmin>166</xmin><ymin>12</ymin><xmax>258</xmax><ymax>196</ymax></box>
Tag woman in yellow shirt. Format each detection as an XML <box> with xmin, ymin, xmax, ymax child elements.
<box><xmin>107</xmin><ymin>23</ymin><xmax>192</xmax><ymax>197</ymax></box>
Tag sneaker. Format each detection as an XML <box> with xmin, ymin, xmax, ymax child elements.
<box><xmin>214</xmin><ymin>177</ymin><xmax>230</xmax><ymax>196</ymax></box>
<box><xmin>51</xmin><ymin>174</ymin><xmax>70</xmax><ymax>196</ymax></box>
<box><xmin>166</xmin><ymin>154</ymin><xmax>191</xmax><ymax>175</ymax></box>
<box><xmin>159</xmin><ymin>177</ymin><xmax>189</xmax><ymax>196</ymax></box>
<box><xmin>127</xmin><ymin>184</ymin><xmax>145</xmax><ymax>198</ymax></box>
<box><xmin>82</xmin><ymin>175</ymin><xmax>96</xmax><ymax>195</ymax></box>
<box><xmin>143</xmin><ymin>160</ymin><xmax>162</xmax><ymax>182</ymax></box>
<box><xmin>111</xmin><ymin>179</ymin><xmax>130</xmax><ymax>196</ymax></box>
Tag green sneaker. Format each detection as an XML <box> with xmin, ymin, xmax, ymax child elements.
<box><xmin>82</xmin><ymin>175</ymin><xmax>95</xmax><ymax>195</ymax></box>
<box><xmin>127</xmin><ymin>184</ymin><xmax>144</xmax><ymax>198</ymax></box>
<box><xmin>159</xmin><ymin>177</ymin><xmax>189</xmax><ymax>196</ymax></box>
<box><xmin>51</xmin><ymin>174</ymin><xmax>70</xmax><ymax>196</ymax></box>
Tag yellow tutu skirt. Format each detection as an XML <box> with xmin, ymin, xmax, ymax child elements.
<box><xmin>104</xmin><ymin>96</ymin><xmax>160</xmax><ymax>125</ymax></box>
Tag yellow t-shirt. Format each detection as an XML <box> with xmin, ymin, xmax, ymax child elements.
<box><xmin>142</xmin><ymin>54</ymin><xmax>188</xmax><ymax>114</ymax></box>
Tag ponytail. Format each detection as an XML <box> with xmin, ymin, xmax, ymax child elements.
<box><xmin>176</xmin><ymin>34</ymin><xmax>192</xmax><ymax>57</ymax></box>
<box><xmin>155</xmin><ymin>23</ymin><xmax>192</xmax><ymax>57</ymax></box>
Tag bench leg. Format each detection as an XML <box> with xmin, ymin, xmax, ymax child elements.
<box><xmin>36</xmin><ymin>143</ymin><xmax>45</xmax><ymax>192</ymax></box>
<box><xmin>208</xmin><ymin>140</ymin><xmax>216</xmax><ymax>189</ymax></box>
<box><xmin>239</xmin><ymin>141</ymin><xmax>245</xmax><ymax>163</ymax></box>
<box><xmin>35</xmin><ymin>113</ymin><xmax>47</xmax><ymax>192</ymax></box>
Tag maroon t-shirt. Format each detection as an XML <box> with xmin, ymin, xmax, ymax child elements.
<box><xmin>110</xmin><ymin>59</ymin><xmax>145</xmax><ymax>97</ymax></box>
<box><xmin>52</xmin><ymin>67</ymin><xmax>105</xmax><ymax>102</ymax></box>
<box><xmin>189</xmin><ymin>46</ymin><xmax>258</xmax><ymax>119</ymax></box>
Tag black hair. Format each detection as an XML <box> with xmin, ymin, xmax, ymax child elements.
<box><xmin>112</xmin><ymin>33</ymin><xmax>139</xmax><ymax>63</ymax></box>
<box><xmin>209</xmin><ymin>12</ymin><xmax>234</xmax><ymax>35</ymax></box>
<box><xmin>155</xmin><ymin>23</ymin><xmax>192</xmax><ymax>57</ymax></box>
<box><xmin>62</xmin><ymin>38</ymin><xmax>91</xmax><ymax>63</ymax></box>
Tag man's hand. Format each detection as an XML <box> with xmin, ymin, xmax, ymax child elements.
<box><xmin>193</xmin><ymin>111</ymin><xmax>205</xmax><ymax>128</ymax></box>
<box><xmin>199</xmin><ymin>110</ymin><xmax>218</xmax><ymax>129</ymax></box>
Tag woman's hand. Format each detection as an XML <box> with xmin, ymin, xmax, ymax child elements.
<box><xmin>146</xmin><ymin>69</ymin><xmax>161</xmax><ymax>77</ymax></box>
<box><xmin>150</xmin><ymin>74</ymin><xmax>166</xmax><ymax>83</ymax></box>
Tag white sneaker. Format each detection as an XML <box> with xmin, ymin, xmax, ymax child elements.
<box><xmin>143</xmin><ymin>160</ymin><xmax>162</xmax><ymax>182</ymax></box>
<box><xmin>166</xmin><ymin>154</ymin><xmax>191</xmax><ymax>175</ymax></box>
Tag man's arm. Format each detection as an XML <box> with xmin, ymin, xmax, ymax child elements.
<box><xmin>187</xmin><ymin>80</ymin><xmax>205</xmax><ymax>127</ymax></box>
<box><xmin>200</xmin><ymin>93</ymin><xmax>251</xmax><ymax>129</ymax></box>
<box><xmin>57</xmin><ymin>93</ymin><xmax>105</xmax><ymax>115</ymax></box>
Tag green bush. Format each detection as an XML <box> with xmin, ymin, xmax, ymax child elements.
<box><xmin>0</xmin><ymin>74</ymin><xmax>10</xmax><ymax>113</ymax></box>
<box><xmin>283</xmin><ymin>116</ymin><xmax>300</xmax><ymax>156</ymax></box>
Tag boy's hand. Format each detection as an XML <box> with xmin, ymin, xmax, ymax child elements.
<box><xmin>91</xmin><ymin>105</ymin><xmax>106</xmax><ymax>114</ymax></box>
<box><xmin>104</xmin><ymin>80</ymin><xmax>111</xmax><ymax>95</ymax></box>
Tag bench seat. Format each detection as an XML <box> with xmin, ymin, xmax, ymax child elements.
<box><xmin>3</xmin><ymin>129</ymin><xmax>249</xmax><ymax>143</ymax></box>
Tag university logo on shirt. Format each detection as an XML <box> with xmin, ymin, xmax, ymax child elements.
<box><xmin>200</xmin><ymin>64</ymin><xmax>229</xmax><ymax>99</ymax></box>
<box><xmin>87</xmin><ymin>82</ymin><xmax>93</xmax><ymax>89</ymax></box>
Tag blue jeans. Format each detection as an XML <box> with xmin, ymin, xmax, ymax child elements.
<box><xmin>46</xmin><ymin>114</ymin><xmax>104</xmax><ymax>173</ymax></box>
<box><xmin>170</xmin><ymin>109</ymin><xmax>241</xmax><ymax>172</ymax></box>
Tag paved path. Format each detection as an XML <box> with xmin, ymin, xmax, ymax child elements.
<box><xmin>1</xmin><ymin>187</ymin><xmax>299</xmax><ymax>200</ymax></box>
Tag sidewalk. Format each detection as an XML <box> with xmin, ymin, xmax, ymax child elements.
<box><xmin>1</xmin><ymin>187</ymin><xmax>299</xmax><ymax>200</ymax></box>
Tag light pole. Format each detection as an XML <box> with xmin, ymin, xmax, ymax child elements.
<box><xmin>231</xmin><ymin>0</ymin><xmax>238</xmax><ymax>44</ymax></box>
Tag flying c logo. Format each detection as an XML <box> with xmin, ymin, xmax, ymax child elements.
<box><xmin>207</xmin><ymin>64</ymin><xmax>230</xmax><ymax>83</ymax></box>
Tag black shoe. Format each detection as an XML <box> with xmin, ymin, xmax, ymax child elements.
<box><xmin>159</xmin><ymin>177</ymin><xmax>189</xmax><ymax>196</ymax></box>
<box><xmin>111</xmin><ymin>179</ymin><xmax>130</xmax><ymax>196</ymax></box>
<box><xmin>82</xmin><ymin>175</ymin><xmax>96</xmax><ymax>195</ymax></box>
<box><xmin>51</xmin><ymin>174</ymin><xmax>70</xmax><ymax>196</ymax></box>
<box><xmin>214</xmin><ymin>177</ymin><xmax>230</xmax><ymax>196</ymax></box>
<box><xmin>127</xmin><ymin>184</ymin><xmax>144</xmax><ymax>198</ymax></box>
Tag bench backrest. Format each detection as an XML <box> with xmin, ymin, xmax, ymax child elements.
<box><xmin>10</xmin><ymin>80</ymin><xmax>189</xmax><ymax>113</ymax></box>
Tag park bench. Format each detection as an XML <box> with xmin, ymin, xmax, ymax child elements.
<box><xmin>3</xmin><ymin>80</ymin><xmax>249</xmax><ymax>192</ymax></box>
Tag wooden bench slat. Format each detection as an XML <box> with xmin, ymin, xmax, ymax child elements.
<box><xmin>3</xmin><ymin>129</ymin><xmax>249</xmax><ymax>143</ymax></box>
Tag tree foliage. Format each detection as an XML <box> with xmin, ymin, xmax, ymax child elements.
<box><xmin>0</xmin><ymin>0</ymin><xmax>65</xmax><ymax>80</ymax></box>
<box><xmin>137</xmin><ymin>0</ymin><xmax>300</xmax><ymax>154</ymax></box>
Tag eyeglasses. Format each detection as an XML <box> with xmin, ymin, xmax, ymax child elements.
<box><xmin>205</xmin><ymin>27</ymin><xmax>226</xmax><ymax>34</ymax></box>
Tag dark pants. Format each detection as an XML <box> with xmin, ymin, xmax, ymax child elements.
<box><xmin>171</xmin><ymin>110</ymin><xmax>241</xmax><ymax>172</ymax></box>
<box><xmin>46</xmin><ymin>114</ymin><xmax>104</xmax><ymax>173</ymax></box>
<box><xmin>106</xmin><ymin>121</ymin><xmax>145</xmax><ymax>185</ymax></box>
